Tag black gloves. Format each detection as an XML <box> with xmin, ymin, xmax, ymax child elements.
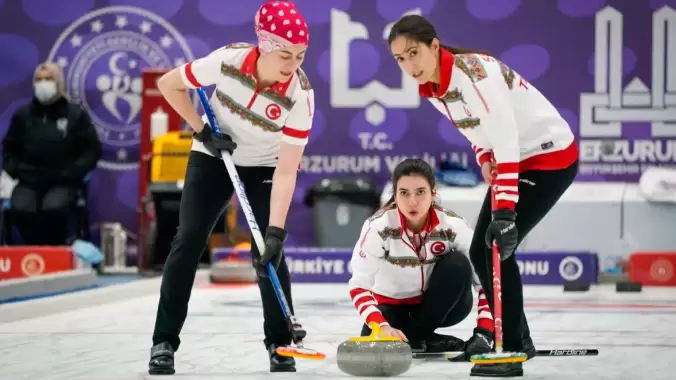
<box><xmin>253</xmin><ymin>226</ymin><xmax>286</xmax><ymax>277</ymax></box>
<box><xmin>485</xmin><ymin>209</ymin><xmax>518</xmax><ymax>261</ymax></box>
<box><xmin>193</xmin><ymin>123</ymin><xmax>237</xmax><ymax>157</ymax></box>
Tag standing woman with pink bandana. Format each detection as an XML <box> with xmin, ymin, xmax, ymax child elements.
<box><xmin>148</xmin><ymin>1</ymin><xmax>313</xmax><ymax>375</ymax></box>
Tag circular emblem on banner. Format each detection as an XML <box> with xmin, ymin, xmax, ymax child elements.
<box><xmin>430</xmin><ymin>241</ymin><xmax>446</xmax><ymax>255</ymax></box>
<box><xmin>559</xmin><ymin>256</ymin><xmax>583</xmax><ymax>281</ymax></box>
<box><xmin>650</xmin><ymin>259</ymin><xmax>673</xmax><ymax>283</ymax></box>
<box><xmin>265</xmin><ymin>104</ymin><xmax>282</xmax><ymax>120</ymax></box>
<box><xmin>21</xmin><ymin>254</ymin><xmax>46</xmax><ymax>277</ymax></box>
<box><xmin>46</xmin><ymin>6</ymin><xmax>194</xmax><ymax>170</ymax></box>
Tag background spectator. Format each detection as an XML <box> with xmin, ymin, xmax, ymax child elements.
<box><xmin>2</xmin><ymin>62</ymin><xmax>101</xmax><ymax>245</ymax></box>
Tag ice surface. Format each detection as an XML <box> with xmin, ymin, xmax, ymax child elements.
<box><xmin>0</xmin><ymin>272</ymin><xmax>673</xmax><ymax>379</ymax></box>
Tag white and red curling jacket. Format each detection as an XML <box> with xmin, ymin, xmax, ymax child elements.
<box><xmin>348</xmin><ymin>203</ymin><xmax>493</xmax><ymax>332</ymax></box>
<box><xmin>420</xmin><ymin>49</ymin><xmax>578</xmax><ymax>211</ymax></box>
<box><xmin>178</xmin><ymin>43</ymin><xmax>314</xmax><ymax>167</ymax></box>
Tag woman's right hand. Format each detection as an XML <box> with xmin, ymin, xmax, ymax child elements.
<box><xmin>480</xmin><ymin>161</ymin><xmax>496</xmax><ymax>184</ymax></box>
<box><xmin>378</xmin><ymin>325</ymin><xmax>408</xmax><ymax>342</ymax></box>
<box><xmin>194</xmin><ymin>124</ymin><xmax>237</xmax><ymax>156</ymax></box>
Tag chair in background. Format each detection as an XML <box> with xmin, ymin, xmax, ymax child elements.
<box><xmin>0</xmin><ymin>172</ymin><xmax>92</xmax><ymax>245</ymax></box>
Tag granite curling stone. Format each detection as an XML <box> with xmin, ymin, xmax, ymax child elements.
<box><xmin>337</xmin><ymin>322</ymin><xmax>412</xmax><ymax>377</ymax></box>
<box><xmin>209</xmin><ymin>258</ymin><xmax>257</xmax><ymax>283</ymax></box>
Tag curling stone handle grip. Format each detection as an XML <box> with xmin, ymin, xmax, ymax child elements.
<box><xmin>346</xmin><ymin>322</ymin><xmax>400</xmax><ymax>342</ymax></box>
<box><xmin>368</xmin><ymin>322</ymin><xmax>383</xmax><ymax>338</ymax></box>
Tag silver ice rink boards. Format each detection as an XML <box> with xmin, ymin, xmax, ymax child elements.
<box><xmin>0</xmin><ymin>272</ymin><xmax>674</xmax><ymax>379</ymax></box>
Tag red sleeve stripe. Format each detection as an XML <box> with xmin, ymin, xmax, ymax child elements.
<box><xmin>493</xmin><ymin>163</ymin><xmax>519</xmax><ymax>209</ymax></box>
<box><xmin>475</xmin><ymin>289</ymin><xmax>494</xmax><ymax>332</ymax></box>
<box><xmin>471</xmin><ymin>145</ymin><xmax>493</xmax><ymax>166</ymax></box>
<box><xmin>283</xmin><ymin>126</ymin><xmax>311</xmax><ymax>139</ymax></box>
<box><xmin>184</xmin><ymin>62</ymin><xmax>202</xmax><ymax>88</ymax></box>
<box><xmin>495</xmin><ymin>177</ymin><xmax>518</xmax><ymax>186</ymax></box>
<box><xmin>353</xmin><ymin>292</ymin><xmax>377</xmax><ymax>313</ymax></box>
<box><xmin>496</xmin><ymin>190</ymin><xmax>519</xmax><ymax>198</ymax></box>
<box><xmin>477</xmin><ymin>315</ymin><xmax>494</xmax><ymax>331</ymax></box>
<box><xmin>478</xmin><ymin>154</ymin><xmax>492</xmax><ymax>166</ymax></box>
<box><xmin>349</xmin><ymin>288</ymin><xmax>387</xmax><ymax>326</ymax></box>
<box><xmin>476</xmin><ymin>151</ymin><xmax>492</xmax><ymax>166</ymax></box>
<box><xmin>350</xmin><ymin>288</ymin><xmax>376</xmax><ymax>309</ymax></box>
<box><xmin>494</xmin><ymin>162</ymin><xmax>519</xmax><ymax>206</ymax></box>
<box><xmin>494</xmin><ymin>186</ymin><xmax>519</xmax><ymax>199</ymax></box>
<box><xmin>495</xmin><ymin>177</ymin><xmax>518</xmax><ymax>193</ymax></box>
<box><xmin>496</xmin><ymin>162</ymin><xmax>519</xmax><ymax>174</ymax></box>
<box><xmin>363</xmin><ymin>306</ymin><xmax>387</xmax><ymax>325</ymax></box>
<box><xmin>476</xmin><ymin>289</ymin><xmax>491</xmax><ymax>314</ymax></box>
<box><xmin>495</xmin><ymin>199</ymin><xmax>516</xmax><ymax>210</ymax></box>
<box><xmin>357</xmin><ymin>300</ymin><xmax>377</xmax><ymax>314</ymax></box>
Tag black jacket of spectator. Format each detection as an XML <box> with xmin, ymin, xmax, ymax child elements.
<box><xmin>3</xmin><ymin>97</ymin><xmax>101</xmax><ymax>189</ymax></box>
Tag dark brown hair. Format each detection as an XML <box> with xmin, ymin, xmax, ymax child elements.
<box><xmin>387</xmin><ymin>15</ymin><xmax>492</xmax><ymax>56</ymax></box>
<box><xmin>385</xmin><ymin>158</ymin><xmax>436</xmax><ymax>206</ymax></box>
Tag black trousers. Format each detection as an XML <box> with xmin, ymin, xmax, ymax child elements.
<box><xmin>469</xmin><ymin>161</ymin><xmax>578</xmax><ymax>351</ymax></box>
<box><xmin>10</xmin><ymin>183</ymin><xmax>78</xmax><ymax>245</ymax></box>
<box><xmin>152</xmin><ymin>151</ymin><xmax>294</xmax><ymax>351</ymax></box>
<box><xmin>360</xmin><ymin>251</ymin><xmax>474</xmax><ymax>339</ymax></box>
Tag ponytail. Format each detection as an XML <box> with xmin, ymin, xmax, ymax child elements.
<box><xmin>384</xmin><ymin>194</ymin><xmax>395</xmax><ymax>207</ymax></box>
<box><xmin>439</xmin><ymin>44</ymin><xmax>493</xmax><ymax>57</ymax></box>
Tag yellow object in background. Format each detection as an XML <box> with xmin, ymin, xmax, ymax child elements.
<box><xmin>150</xmin><ymin>131</ymin><xmax>193</xmax><ymax>183</ymax></box>
<box><xmin>227</xmin><ymin>197</ymin><xmax>239</xmax><ymax>231</ymax></box>
<box><xmin>234</xmin><ymin>242</ymin><xmax>251</xmax><ymax>251</ymax></box>
<box><xmin>220</xmin><ymin>242</ymin><xmax>252</xmax><ymax>262</ymax></box>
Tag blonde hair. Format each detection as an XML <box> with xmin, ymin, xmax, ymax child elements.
<box><xmin>33</xmin><ymin>62</ymin><xmax>68</xmax><ymax>100</ymax></box>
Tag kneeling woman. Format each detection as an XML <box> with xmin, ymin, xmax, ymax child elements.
<box><xmin>347</xmin><ymin>158</ymin><xmax>493</xmax><ymax>358</ymax></box>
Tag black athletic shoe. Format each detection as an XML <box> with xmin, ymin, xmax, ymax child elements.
<box><xmin>470</xmin><ymin>362</ymin><xmax>523</xmax><ymax>377</ymax></box>
<box><xmin>426</xmin><ymin>332</ymin><xmax>465</xmax><ymax>353</ymax></box>
<box><xmin>148</xmin><ymin>341</ymin><xmax>175</xmax><ymax>375</ymax></box>
<box><xmin>455</xmin><ymin>330</ymin><xmax>493</xmax><ymax>362</ymax></box>
<box><xmin>523</xmin><ymin>336</ymin><xmax>536</xmax><ymax>360</ymax></box>
<box><xmin>408</xmin><ymin>339</ymin><xmax>427</xmax><ymax>353</ymax></box>
<box><xmin>268</xmin><ymin>344</ymin><xmax>296</xmax><ymax>372</ymax></box>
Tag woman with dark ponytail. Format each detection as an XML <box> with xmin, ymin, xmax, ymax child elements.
<box><xmin>388</xmin><ymin>15</ymin><xmax>579</xmax><ymax>378</ymax></box>
<box><xmin>348</xmin><ymin>158</ymin><xmax>494</xmax><ymax>361</ymax></box>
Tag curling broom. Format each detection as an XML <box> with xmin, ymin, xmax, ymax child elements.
<box><xmin>196</xmin><ymin>87</ymin><xmax>325</xmax><ymax>361</ymax></box>
<box><xmin>414</xmin><ymin>349</ymin><xmax>599</xmax><ymax>360</ymax></box>
<box><xmin>470</xmin><ymin>178</ymin><xmax>528</xmax><ymax>365</ymax></box>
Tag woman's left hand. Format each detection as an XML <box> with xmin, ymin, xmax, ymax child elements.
<box><xmin>253</xmin><ymin>226</ymin><xmax>286</xmax><ymax>277</ymax></box>
<box><xmin>484</xmin><ymin>209</ymin><xmax>518</xmax><ymax>260</ymax></box>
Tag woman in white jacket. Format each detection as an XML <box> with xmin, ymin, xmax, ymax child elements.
<box><xmin>386</xmin><ymin>14</ymin><xmax>579</xmax><ymax>377</ymax></box>
<box><xmin>347</xmin><ymin>158</ymin><xmax>493</xmax><ymax>359</ymax></box>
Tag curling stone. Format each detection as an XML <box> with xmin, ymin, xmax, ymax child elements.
<box><xmin>209</xmin><ymin>249</ymin><xmax>256</xmax><ymax>283</ymax></box>
<box><xmin>336</xmin><ymin>322</ymin><xmax>412</xmax><ymax>377</ymax></box>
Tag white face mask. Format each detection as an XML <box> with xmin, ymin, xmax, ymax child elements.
<box><xmin>34</xmin><ymin>80</ymin><xmax>58</xmax><ymax>103</ymax></box>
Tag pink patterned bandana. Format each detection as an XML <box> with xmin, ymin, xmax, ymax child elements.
<box><xmin>255</xmin><ymin>1</ymin><xmax>309</xmax><ymax>53</ymax></box>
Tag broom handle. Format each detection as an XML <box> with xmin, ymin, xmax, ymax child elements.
<box><xmin>490</xmin><ymin>176</ymin><xmax>504</xmax><ymax>354</ymax></box>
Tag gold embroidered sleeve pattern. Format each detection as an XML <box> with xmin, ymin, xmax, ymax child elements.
<box><xmin>454</xmin><ymin>54</ymin><xmax>489</xmax><ymax>83</ymax></box>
